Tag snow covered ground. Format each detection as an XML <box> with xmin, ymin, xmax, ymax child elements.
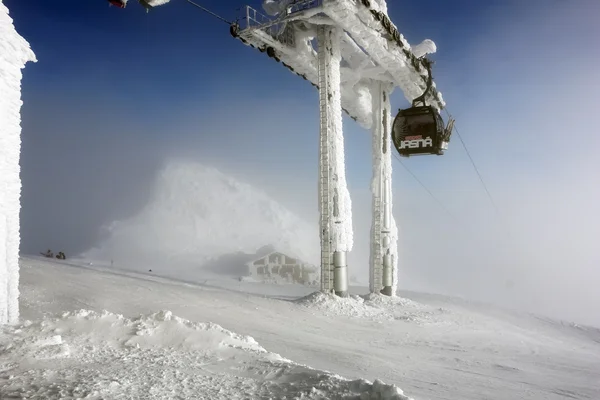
<box><xmin>4</xmin><ymin>256</ymin><xmax>599</xmax><ymax>399</ymax></box>
<box><xmin>0</xmin><ymin>308</ymin><xmax>409</xmax><ymax>400</ymax></box>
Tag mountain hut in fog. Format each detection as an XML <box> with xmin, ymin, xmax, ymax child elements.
<box><xmin>246</xmin><ymin>251</ymin><xmax>318</xmax><ymax>285</ymax></box>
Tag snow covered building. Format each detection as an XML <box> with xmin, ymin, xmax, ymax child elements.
<box><xmin>0</xmin><ymin>2</ymin><xmax>36</xmax><ymax>324</ymax></box>
<box><xmin>247</xmin><ymin>251</ymin><xmax>318</xmax><ymax>285</ymax></box>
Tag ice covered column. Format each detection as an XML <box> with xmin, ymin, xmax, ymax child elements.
<box><xmin>0</xmin><ymin>1</ymin><xmax>36</xmax><ymax>324</ymax></box>
<box><xmin>369</xmin><ymin>82</ymin><xmax>398</xmax><ymax>296</ymax></box>
<box><xmin>317</xmin><ymin>25</ymin><xmax>352</xmax><ymax>297</ymax></box>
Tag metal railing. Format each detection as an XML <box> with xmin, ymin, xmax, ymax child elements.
<box><xmin>239</xmin><ymin>1</ymin><xmax>324</xmax><ymax>47</ymax></box>
<box><xmin>242</xmin><ymin>5</ymin><xmax>273</xmax><ymax>30</ymax></box>
<box><xmin>239</xmin><ymin>6</ymin><xmax>288</xmax><ymax>46</ymax></box>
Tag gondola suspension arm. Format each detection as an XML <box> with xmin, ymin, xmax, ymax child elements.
<box><xmin>411</xmin><ymin>58</ymin><xmax>433</xmax><ymax>108</ymax></box>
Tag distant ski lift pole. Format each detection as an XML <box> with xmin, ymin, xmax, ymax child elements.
<box><xmin>391</xmin><ymin>59</ymin><xmax>455</xmax><ymax>157</ymax></box>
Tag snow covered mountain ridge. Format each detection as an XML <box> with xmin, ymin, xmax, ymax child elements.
<box><xmin>82</xmin><ymin>160</ymin><xmax>319</xmax><ymax>268</ymax></box>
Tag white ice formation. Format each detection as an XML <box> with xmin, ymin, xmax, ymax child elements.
<box><xmin>412</xmin><ymin>39</ymin><xmax>437</xmax><ymax>58</ymax></box>
<box><xmin>0</xmin><ymin>1</ymin><xmax>36</xmax><ymax>324</ymax></box>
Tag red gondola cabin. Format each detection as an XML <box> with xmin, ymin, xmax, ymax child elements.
<box><xmin>108</xmin><ymin>0</ymin><xmax>127</xmax><ymax>8</ymax></box>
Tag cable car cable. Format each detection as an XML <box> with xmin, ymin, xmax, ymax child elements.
<box><xmin>443</xmin><ymin>108</ymin><xmax>500</xmax><ymax>216</ymax></box>
<box><xmin>185</xmin><ymin>0</ymin><xmax>232</xmax><ymax>25</ymax></box>
<box><xmin>391</xmin><ymin>152</ymin><xmax>459</xmax><ymax>224</ymax></box>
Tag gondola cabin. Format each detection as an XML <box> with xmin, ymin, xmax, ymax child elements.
<box><xmin>108</xmin><ymin>0</ymin><xmax>127</xmax><ymax>8</ymax></box>
<box><xmin>392</xmin><ymin>105</ymin><xmax>452</xmax><ymax>157</ymax></box>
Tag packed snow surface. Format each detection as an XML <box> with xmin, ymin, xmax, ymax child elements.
<box><xmin>0</xmin><ymin>308</ymin><xmax>412</xmax><ymax>399</ymax></box>
<box><xmin>16</xmin><ymin>257</ymin><xmax>600</xmax><ymax>400</ymax></box>
<box><xmin>82</xmin><ymin>160</ymin><xmax>319</xmax><ymax>268</ymax></box>
<box><xmin>0</xmin><ymin>1</ymin><xmax>36</xmax><ymax>324</ymax></box>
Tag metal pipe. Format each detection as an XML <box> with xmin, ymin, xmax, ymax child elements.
<box><xmin>381</xmin><ymin>253</ymin><xmax>393</xmax><ymax>296</ymax></box>
<box><xmin>383</xmin><ymin>176</ymin><xmax>391</xmax><ymax>230</ymax></box>
<box><xmin>333</xmin><ymin>251</ymin><xmax>348</xmax><ymax>297</ymax></box>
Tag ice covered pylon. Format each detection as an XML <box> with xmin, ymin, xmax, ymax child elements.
<box><xmin>232</xmin><ymin>0</ymin><xmax>450</xmax><ymax>296</ymax></box>
<box><xmin>317</xmin><ymin>26</ymin><xmax>352</xmax><ymax>297</ymax></box>
<box><xmin>369</xmin><ymin>82</ymin><xmax>398</xmax><ymax>296</ymax></box>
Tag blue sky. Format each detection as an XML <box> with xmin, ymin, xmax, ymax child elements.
<box><xmin>6</xmin><ymin>0</ymin><xmax>600</xmax><ymax>325</ymax></box>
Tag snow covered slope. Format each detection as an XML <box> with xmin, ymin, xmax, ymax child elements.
<box><xmin>0</xmin><ymin>1</ymin><xmax>36</xmax><ymax>324</ymax></box>
<box><xmin>15</xmin><ymin>257</ymin><xmax>600</xmax><ymax>400</ymax></box>
<box><xmin>82</xmin><ymin>160</ymin><xmax>319</xmax><ymax>270</ymax></box>
<box><xmin>1</xmin><ymin>308</ymin><xmax>411</xmax><ymax>399</ymax></box>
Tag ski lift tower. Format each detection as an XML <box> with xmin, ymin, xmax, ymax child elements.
<box><xmin>231</xmin><ymin>0</ymin><xmax>446</xmax><ymax>297</ymax></box>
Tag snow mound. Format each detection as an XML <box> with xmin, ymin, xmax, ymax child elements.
<box><xmin>82</xmin><ymin>160</ymin><xmax>319</xmax><ymax>269</ymax></box>
<box><xmin>297</xmin><ymin>291</ymin><xmax>453</xmax><ymax>325</ymax></box>
<box><xmin>296</xmin><ymin>291</ymin><xmax>387</xmax><ymax>319</ymax></box>
<box><xmin>0</xmin><ymin>310</ymin><xmax>413</xmax><ymax>399</ymax></box>
<box><xmin>361</xmin><ymin>292</ymin><xmax>422</xmax><ymax>308</ymax></box>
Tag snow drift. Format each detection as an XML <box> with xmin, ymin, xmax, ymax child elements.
<box><xmin>0</xmin><ymin>309</ymin><xmax>413</xmax><ymax>399</ymax></box>
<box><xmin>82</xmin><ymin>160</ymin><xmax>319</xmax><ymax>270</ymax></box>
<box><xmin>296</xmin><ymin>292</ymin><xmax>452</xmax><ymax>325</ymax></box>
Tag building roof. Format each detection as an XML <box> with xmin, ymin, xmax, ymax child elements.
<box><xmin>246</xmin><ymin>250</ymin><xmax>312</xmax><ymax>266</ymax></box>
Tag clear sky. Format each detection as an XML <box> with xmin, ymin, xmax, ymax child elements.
<box><xmin>6</xmin><ymin>0</ymin><xmax>600</xmax><ymax>325</ymax></box>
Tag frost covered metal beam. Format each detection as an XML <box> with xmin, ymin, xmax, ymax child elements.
<box><xmin>317</xmin><ymin>26</ymin><xmax>351</xmax><ymax>297</ymax></box>
<box><xmin>234</xmin><ymin>0</ymin><xmax>445</xmax><ymax>130</ymax></box>
<box><xmin>325</xmin><ymin>0</ymin><xmax>444</xmax><ymax>109</ymax></box>
<box><xmin>0</xmin><ymin>2</ymin><xmax>37</xmax><ymax>324</ymax></box>
<box><xmin>369</xmin><ymin>82</ymin><xmax>398</xmax><ymax>295</ymax></box>
<box><xmin>235</xmin><ymin>12</ymin><xmax>376</xmax><ymax>129</ymax></box>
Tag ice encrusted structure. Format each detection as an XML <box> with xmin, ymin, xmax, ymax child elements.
<box><xmin>0</xmin><ymin>1</ymin><xmax>36</xmax><ymax>324</ymax></box>
<box><xmin>255</xmin><ymin>0</ymin><xmax>426</xmax><ymax>294</ymax></box>
<box><xmin>320</xmin><ymin>27</ymin><xmax>353</xmax><ymax>253</ymax></box>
